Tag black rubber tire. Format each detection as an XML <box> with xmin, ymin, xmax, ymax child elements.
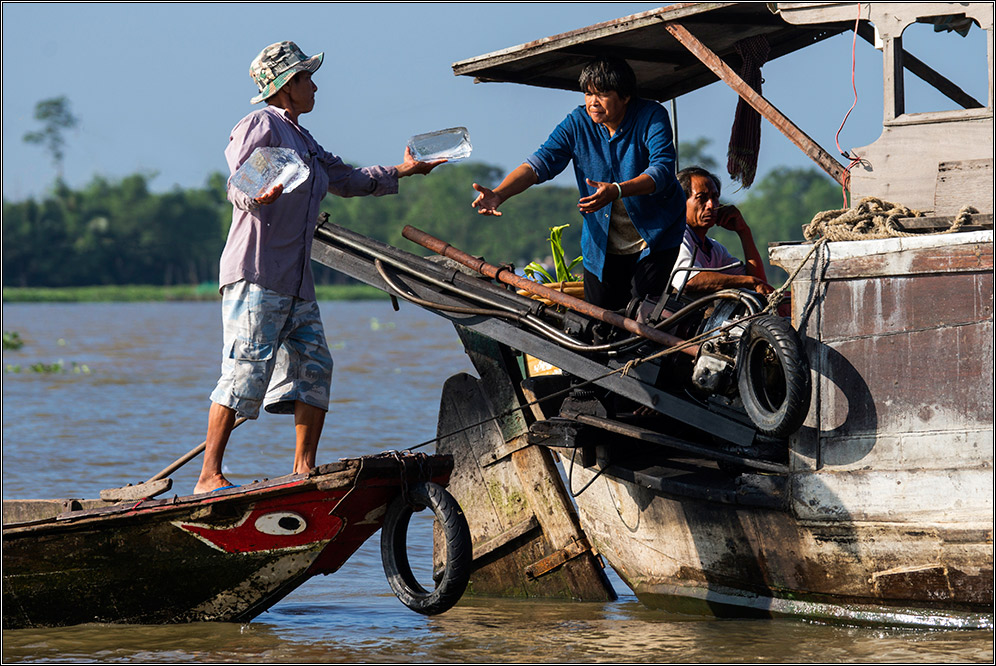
<box><xmin>736</xmin><ymin>315</ymin><xmax>812</xmax><ymax>438</ymax></box>
<box><xmin>380</xmin><ymin>481</ymin><xmax>471</xmax><ymax>615</ymax></box>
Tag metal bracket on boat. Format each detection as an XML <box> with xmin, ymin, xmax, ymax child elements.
<box><xmin>54</xmin><ymin>499</ymin><xmax>85</xmax><ymax>519</ymax></box>
<box><xmin>528</xmin><ymin>417</ymin><xmax>600</xmax><ymax>467</ymax></box>
<box><xmin>525</xmin><ymin>536</ymin><xmax>596</xmax><ymax>579</ymax></box>
<box><xmin>559</xmin><ymin>388</ymin><xmax>608</xmax><ymax>420</ymax></box>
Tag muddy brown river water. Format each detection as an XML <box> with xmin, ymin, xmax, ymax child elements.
<box><xmin>2</xmin><ymin>301</ymin><xmax>992</xmax><ymax>662</ymax></box>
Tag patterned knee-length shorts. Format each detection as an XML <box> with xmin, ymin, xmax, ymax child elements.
<box><xmin>210</xmin><ymin>280</ymin><xmax>333</xmax><ymax>418</ymax></box>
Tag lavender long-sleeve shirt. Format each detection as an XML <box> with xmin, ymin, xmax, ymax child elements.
<box><xmin>219</xmin><ymin>106</ymin><xmax>400</xmax><ymax>300</ymax></box>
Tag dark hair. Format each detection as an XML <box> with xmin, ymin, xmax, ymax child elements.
<box><xmin>578</xmin><ymin>56</ymin><xmax>637</xmax><ymax>99</ymax></box>
<box><xmin>677</xmin><ymin>166</ymin><xmax>722</xmax><ymax>199</ymax></box>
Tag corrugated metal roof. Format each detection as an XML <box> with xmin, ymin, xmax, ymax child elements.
<box><xmin>451</xmin><ymin>2</ymin><xmax>852</xmax><ymax>101</ymax></box>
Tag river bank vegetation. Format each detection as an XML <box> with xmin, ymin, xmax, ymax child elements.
<box><xmin>3</xmin><ymin>143</ymin><xmax>840</xmax><ymax>302</ymax></box>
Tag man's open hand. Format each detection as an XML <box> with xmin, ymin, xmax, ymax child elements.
<box><xmin>254</xmin><ymin>183</ymin><xmax>284</xmax><ymax>206</ymax></box>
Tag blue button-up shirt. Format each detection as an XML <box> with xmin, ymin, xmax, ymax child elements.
<box><xmin>525</xmin><ymin>98</ymin><xmax>685</xmax><ymax>281</ymax></box>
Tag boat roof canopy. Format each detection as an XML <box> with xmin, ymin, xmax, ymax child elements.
<box><xmin>453</xmin><ymin>2</ymin><xmax>993</xmax><ymax>215</ymax></box>
<box><xmin>451</xmin><ymin>3</ymin><xmax>855</xmax><ymax>101</ymax></box>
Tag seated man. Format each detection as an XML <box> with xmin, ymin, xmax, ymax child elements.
<box><xmin>669</xmin><ymin>166</ymin><xmax>774</xmax><ymax>296</ymax></box>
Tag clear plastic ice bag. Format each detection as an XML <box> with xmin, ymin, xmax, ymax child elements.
<box><xmin>230</xmin><ymin>147</ymin><xmax>310</xmax><ymax>199</ymax></box>
<box><xmin>407</xmin><ymin>127</ymin><xmax>472</xmax><ymax>162</ymax></box>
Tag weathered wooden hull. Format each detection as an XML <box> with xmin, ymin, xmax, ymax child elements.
<box><xmin>306</xmin><ymin>219</ymin><xmax>992</xmax><ymax>627</ymax></box>
<box><xmin>561</xmin><ymin>231</ymin><xmax>994</xmax><ymax>628</ymax></box>
<box><xmin>2</xmin><ymin>452</ymin><xmax>452</xmax><ymax>629</ymax></box>
<box><xmin>434</xmin><ymin>335</ymin><xmax>615</xmax><ymax>602</ymax></box>
<box><xmin>566</xmin><ymin>461</ymin><xmax>992</xmax><ymax>628</ymax></box>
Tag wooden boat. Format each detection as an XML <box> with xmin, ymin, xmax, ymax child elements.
<box><xmin>3</xmin><ymin>452</ymin><xmax>469</xmax><ymax>629</ymax></box>
<box><xmin>524</xmin><ymin>229</ymin><xmax>994</xmax><ymax>628</ymax></box>
<box><xmin>309</xmin><ymin>2</ymin><xmax>993</xmax><ymax>628</ymax></box>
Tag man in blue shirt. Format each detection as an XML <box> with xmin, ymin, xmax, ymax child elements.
<box><xmin>472</xmin><ymin>57</ymin><xmax>685</xmax><ymax>311</ymax></box>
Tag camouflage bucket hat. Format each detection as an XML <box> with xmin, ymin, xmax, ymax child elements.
<box><xmin>249</xmin><ymin>41</ymin><xmax>324</xmax><ymax>104</ymax></box>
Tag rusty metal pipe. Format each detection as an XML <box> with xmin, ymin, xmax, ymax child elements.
<box><xmin>402</xmin><ymin>225</ymin><xmax>697</xmax><ymax>355</ymax></box>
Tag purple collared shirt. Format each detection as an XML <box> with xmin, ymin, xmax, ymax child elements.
<box><xmin>220</xmin><ymin>105</ymin><xmax>400</xmax><ymax>300</ymax></box>
<box><xmin>668</xmin><ymin>224</ymin><xmax>745</xmax><ymax>292</ymax></box>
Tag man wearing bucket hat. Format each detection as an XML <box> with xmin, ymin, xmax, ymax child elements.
<box><xmin>194</xmin><ymin>41</ymin><xmax>443</xmax><ymax>494</ymax></box>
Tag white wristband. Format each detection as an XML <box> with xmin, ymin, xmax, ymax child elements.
<box><xmin>613</xmin><ymin>182</ymin><xmax>623</xmax><ymax>200</ymax></box>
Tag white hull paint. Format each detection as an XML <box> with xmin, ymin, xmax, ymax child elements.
<box><xmin>562</xmin><ymin>232</ymin><xmax>994</xmax><ymax>628</ymax></box>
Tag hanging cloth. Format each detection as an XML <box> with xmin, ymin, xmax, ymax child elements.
<box><xmin>726</xmin><ymin>35</ymin><xmax>770</xmax><ymax>188</ymax></box>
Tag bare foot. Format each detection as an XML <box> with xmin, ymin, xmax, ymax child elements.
<box><xmin>193</xmin><ymin>473</ymin><xmax>234</xmax><ymax>494</ymax></box>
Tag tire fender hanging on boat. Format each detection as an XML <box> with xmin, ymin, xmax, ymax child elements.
<box><xmin>736</xmin><ymin>315</ymin><xmax>812</xmax><ymax>438</ymax></box>
<box><xmin>380</xmin><ymin>481</ymin><xmax>472</xmax><ymax>615</ymax></box>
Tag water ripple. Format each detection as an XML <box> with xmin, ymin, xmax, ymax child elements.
<box><xmin>3</xmin><ymin>302</ymin><xmax>991</xmax><ymax>663</ymax></box>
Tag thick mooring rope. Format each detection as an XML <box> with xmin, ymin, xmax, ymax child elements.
<box><xmin>804</xmin><ymin>196</ymin><xmax>980</xmax><ymax>242</ymax></box>
<box><xmin>763</xmin><ymin>236</ymin><xmax>827</xmax><ymax>315</ymax></box>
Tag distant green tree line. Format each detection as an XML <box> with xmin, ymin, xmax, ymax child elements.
<box><xmin>3</xmin><ymin>173</ymin><xmax>230</xmax><ymax>288</ymax></box>
<box><xmin>2</xmin><ymin>152</ymin><xmax>841</xmax><ymax>289</ymax></box>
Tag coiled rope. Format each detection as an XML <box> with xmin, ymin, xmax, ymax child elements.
<box><xmin>803</xmin><ymin>196</ymin><xmax>979</xmax><ymax>242</ymax></box>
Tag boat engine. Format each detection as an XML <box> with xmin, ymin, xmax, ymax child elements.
<box><xmin>691</xmin><ymin>339</ymin><xmax>737</xmax><ymax>395</ymax></box>
<box><xmin>647</xmin><ymin>289</ymin><xmax>812</xmax><ymax>438</ymax></box>
<box><xmin>688</xmin><ymin>295</ymin><xmax>759</xmax><ymax>395</ymax></box>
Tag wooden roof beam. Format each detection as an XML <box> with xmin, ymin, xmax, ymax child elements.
<box><xmin>663</xmin><ymin>19</ymin><xmax>847</xmax><ymax>185</ymax></box>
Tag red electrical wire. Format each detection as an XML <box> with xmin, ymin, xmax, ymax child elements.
<box><xmin>834</xmin><ymin>4</ymin><xmax>864</xmax><ymax>208</ymax></box>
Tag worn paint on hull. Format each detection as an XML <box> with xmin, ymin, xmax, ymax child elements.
<box><xmin>435</xmin><ymin>328</ymin><xmax>615</xmax><ymax>601</ymax></box>
<box><xmin>2</xmin><ymin>453</ymin><xmax>452</xmax><ymax>629</ymax></box>
<box><xmin>566</xmin><ymin>459</ymin><xmax>992</xmax><ymax>629</ymax></box>
<box><xmin>557</xmin><ymin>231</ymin><xmax>994</xmax><ymax>628</ymax></box>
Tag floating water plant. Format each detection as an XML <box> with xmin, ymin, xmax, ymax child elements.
<box><xmin>6</xmin><ymin>360</ymin><xmax>91</xmax><ymax>374</ymax></box>
<box><xmin>2</xmin><ymin>337</ymin><xmax>92</xmax><ymax>375</ymax></box>
<box><xmin>3</xmin><ymin>331</ymin><xmax>24</xmax><ymax>351</ymax></box>
<box><xmin>369</xmin><ymin>317</ymin><xmax>395</xmax><ymax>331</ymax></box>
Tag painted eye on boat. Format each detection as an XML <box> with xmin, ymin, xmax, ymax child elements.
<box><xmin>254</xmin><ymin>511</ymin><xmax>307</xmax><ymax>535</ymax></box>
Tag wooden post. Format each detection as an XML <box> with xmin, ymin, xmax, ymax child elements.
<box><xmin>434</xmin><ymin>327</ymin><xmax>615</xmax><ymax>601</ymax></box>
<box><xmin>883</xmin><ymin>35</ymin><xmax>905</xmax><ymax>122</ymax></box>
<box><xmin>855</xmin><ymin>23</ymin><xmax>982</xmax><ymax>110</ymax></box>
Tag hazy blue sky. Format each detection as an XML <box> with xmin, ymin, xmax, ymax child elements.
<box><xmin>2</xmin><ymin>3</ymin><xmax>989</xmax><ymax>202</ymax></box>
